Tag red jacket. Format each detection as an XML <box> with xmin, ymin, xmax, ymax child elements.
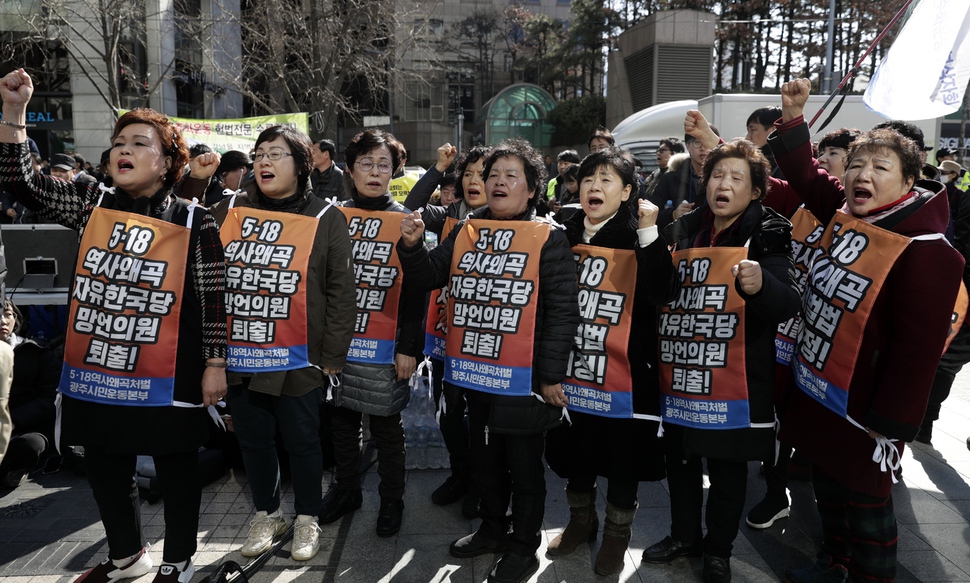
<box><xmin>769</xmin><ymin>117</ymin><xmax>965</xmax><ymax>496</ymax></box>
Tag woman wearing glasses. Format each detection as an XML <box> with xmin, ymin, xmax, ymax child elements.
<box><xmin>207</xmin><ymin>126</ymin><xmax>356</xmax><ymax>562</ymax></box>
<box><xmin>317</xmin><ymin>129</ymin><xmax>426</xmax><ymax>537</ymax></box>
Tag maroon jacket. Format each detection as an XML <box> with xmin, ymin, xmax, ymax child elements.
<box><xmin>769</xmin><ymin>117</ymin><xmax>965</xmax><ymax>496</ymax></box>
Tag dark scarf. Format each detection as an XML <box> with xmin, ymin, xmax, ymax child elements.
<box><xmin>113</xmin><ymin>186</ymin><xmax>172</xmax><ymax>217</ymax></box>
<box><xmin>256</xmin><ymin>185</ymin><xmax>311</xmax><ymax>215</ymax></box>
<box><xmin>351</xmin><ymin>190</ymin><xmax>394</xmax><ymax>210</ymax></box>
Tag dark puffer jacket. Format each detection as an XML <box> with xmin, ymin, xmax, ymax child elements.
<box><xmin>337</xmin><ymin>193</ymin><xmax>425</xmax><ymax>416</ymax></box>
<box><xmin>397</xmin><ymin>205</ymin><xmax>580</xmax><ymax>435</ymax></box>
<box><xmin>659</xmin><ymin>202</ymin><xmax>800</xmax><ymax>462</ymax></box>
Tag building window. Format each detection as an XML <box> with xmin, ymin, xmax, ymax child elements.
<box><xmin>413</xmin><ymin>18</ymin><xmax>444</xmax><ymax>42</ymax></box>
<box><xmin>404</xmin><ymin>81</ymin><xmax>444</xmax><ymax>122</ymax></box>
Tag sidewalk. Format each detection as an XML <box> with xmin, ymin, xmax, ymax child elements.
<box><xmin>2</xmin><ymin>371</ymin><xmax>969</xmax><ymax>583</ymax></box>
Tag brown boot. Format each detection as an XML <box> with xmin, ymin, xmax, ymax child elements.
<box><xmin>594</xmin><ymin>502</ymin><xmax>636</xmax><ymax>575</ymax></box>
<box><xmin>546</xmin><ymin>488</ymin><xmax>598</xmax><ymax>556</ymax></box>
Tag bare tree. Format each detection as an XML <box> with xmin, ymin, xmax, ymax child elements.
<box><xmin>231</xmin><ymin>0</ymin><xmax>436</xmax><ymax>139</ymax></box>
<box><xmin>7</xmin><ymin>0</ymin><xmax>182</xmax><ymax>113</ymax></box>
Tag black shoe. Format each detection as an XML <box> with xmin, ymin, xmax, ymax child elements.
<box><xmin>432</xmin><ymin>472</ymin><xmax>470</xmax><ymax>505</ymax></box>
<box><xmin>376</xmin><ymin>498</ymin><xmax>404</xmax><ymax>537</ymax></box>
<box><xmin>746</xmin><ymin>495</ymin><xmax>790</xmax><ymax>529</ymax></box>
<box><xmin>488</xmin><ymin>552</ymin><xmax>539</xmax><ymax>583</ymax></box>
<box><xmin>641</xmin><ymin>535</ymin><xmax>702</xmax><ymax>564</ymax></box>
<box><xmin>449</xmin><ymin>531</ymin><xmax>508</xmax><ymax>559</ymax></box>
<box><xmin>704</xmin><ymin>555</ymin><xmax>732</xmax><ymax>583</ymax></box>
<box><xmin>319</xmin><ymin>487</ymin><xmax>362</xmax><ymax>525</ymax></box>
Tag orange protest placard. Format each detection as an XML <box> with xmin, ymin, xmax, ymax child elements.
<box><xmin>658</xmin><ymin>246</ymin><xmax>750</xmax><ymax>429</ymax></box>
<box><xmin>221</xmin><ymin>206</ymin><xmax>319</xmax><ymax>372</ymax></box>
<box><xmin>424</xmin><ymin>216</ymin><xmax>460</xmax><ymax>360</ymax></box>
<box><xmin>562</xmin><ymin>245</ymin><xmax>636</xmax><ymax>418</ymax></box>
<box><xmin>776</xmin><ymin>207</ymin><xmax>824</xmax><ymax>365</ymax></box>
<box><xmin>61</xmin><ymin>207</ymin><xmax>189</xmax><ymax>407</ymax></box>
<box><xmin>445</xmin><ymin>219</ymin><xmax>550</xmax><ymax>396</ymax></box>
<box><xmin>793</xmin><ymin>211</ymin><xmax>911</xmax><ymax>417</ymax></box>
<box><xmin>340</xmin><ymin>207</ymin><xmax>406</xmax><ymax>364</ymax></box>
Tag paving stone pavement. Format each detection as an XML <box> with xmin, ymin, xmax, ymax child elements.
<box><xmin>2</xmin><ymin>370</ymin><xmax>970</xmax><ymax>583</ymax></box>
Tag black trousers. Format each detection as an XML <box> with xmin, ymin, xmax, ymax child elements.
<box><xmin>84</xmin><ymin>447</ymin><xmax>200</xmax><ymax>563</ymax></box>
<box><xmin>434</xmin><ymin>362</ymin><xmax>471</xmax><ymax>474</ymax></box>
<box><xmin>330</xmin><ymin>405</ymin><xmax>406</xmax><ymax>501</ymax></box>
<box><xmin>566</xmin><ymin>475</ymin><xmax>638</xmax><ymax>510</ymax></box>
<box><xmin>467</xmin><ymin>393</ymin><xmax>546</xmax><ymax>556</ymax></box>
<box><xmin>924</xmin><ymin>326</ymin><xmax>970</xmax><ymax>424</ymax></box>
<box><xmin>664</xmin><ymin>425</ymin><xmax>748</xmax><ymax>559</ymax></box>
<box><xmin>0</xmin><ymin>432</ymin><xmax>47</xmax><ymax>478</ymax></box>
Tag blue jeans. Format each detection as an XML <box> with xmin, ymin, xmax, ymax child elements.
<box><xmin>228</xmin><ymin>383</ymin><xmax>324</xmax><ymax>516</ymax></box>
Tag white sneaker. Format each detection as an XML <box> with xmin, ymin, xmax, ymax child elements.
<box><xmin>152</xmin><ymin>559</ymin><xmax>195</xmax><ymax>583</ymax></box>
<box><xmin>241</xmin><ymin>510</ymin><xmax>288</xmax><ymax>557</ymax></box>
<box><xmin>291</xmin><ymin>514</ymin><xmax>321</xmax><ymax>561</ymax></box>
<box><xmin>75</xmin><ymin>547</ymin><xmax>153</xmax><ymax>583</ymax></box>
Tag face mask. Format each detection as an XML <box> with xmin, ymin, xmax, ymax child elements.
<box><xmin>941</xmin><ymin>175</ymin><xmax>951</xmax><ymax>184</ymax></box>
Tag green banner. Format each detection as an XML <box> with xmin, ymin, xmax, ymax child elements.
<box><xmin>120</xmin><ymin>111</ymin><xmax>309</xmax><ymax>154</ymax></box>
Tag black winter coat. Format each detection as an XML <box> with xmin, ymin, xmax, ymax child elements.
<box><xmin>397</xmin><ymin>205</ymin><xmax>580</xmax><ymax>435</ymax></box>
<box><xmin>659</xmin><ymin>202</ymin><xmax>799</xmax><ymax>462</ymax></box>
<box><xmin>545</xmin><ymin>204</ymin><xmax>675</xmax><ymax>482</ymax></box>
<box><xmin>650</xmin><ymin>158</ymin><xmax>706</xmax><ymax>231</ymax></box>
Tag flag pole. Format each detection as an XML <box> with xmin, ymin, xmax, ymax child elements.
<box><xmin>809</xmin><ymin>0</ymin><xmax>917</xmax><ymax>128</ymax></box>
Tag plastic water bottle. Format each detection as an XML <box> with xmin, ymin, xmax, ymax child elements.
<box><xmin>404</xmin><ymin>425</ymin><xmax>423</xmax><ymax>470</ymax></box>
<box><xmin>413</xmin><ymin>425</ymin><xmax>430</xmax><ymax>470</ymax></box>
<box><xmin>427</xmin><ymin>426</ymin><xmax>449</xmax><ymax>470</ymax></box>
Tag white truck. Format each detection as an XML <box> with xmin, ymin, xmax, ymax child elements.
<box><xmin>612</xmin><ymin>93</ymin><xmax>942</xmax><ymax>172</ymax></box>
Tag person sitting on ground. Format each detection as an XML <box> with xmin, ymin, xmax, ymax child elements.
<box><xmin>0</xmin><ymin>300</ymin><xmax>60</xmax><ymax>489</ymax></box>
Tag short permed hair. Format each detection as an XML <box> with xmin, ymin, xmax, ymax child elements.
<box><xmin>112</xmin><ymin>108</ymin><xmax>189</xmax><ymax>188</ymax></box>
<box><xmin>701</xmin><ymin>138</ymin><xmax>771</xmax><ymax>201</ymax></box>
<box><xmin>847</xmin><ymin>128</ymin><xmax>922</xmax><ymax>184</ymax></box>
<box><xmin>483</xmin><ymin>137</ymin><xmax>547</xmax><ymax>207</ymax></box>
<box><xmin>344</xmin><ymin>129</ymin><xmax>405</xmax><ymax>180</ymax></box>
<box><xmin>454</xmin><ymin>145</ymin><xmax>491</xmax><ymax>200</ymax></box>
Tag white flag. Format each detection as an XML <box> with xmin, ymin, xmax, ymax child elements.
<box><xmin>864</xmin><ymin>0</ymin><xmax>970</xmax><ymax>120</ymax></box>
